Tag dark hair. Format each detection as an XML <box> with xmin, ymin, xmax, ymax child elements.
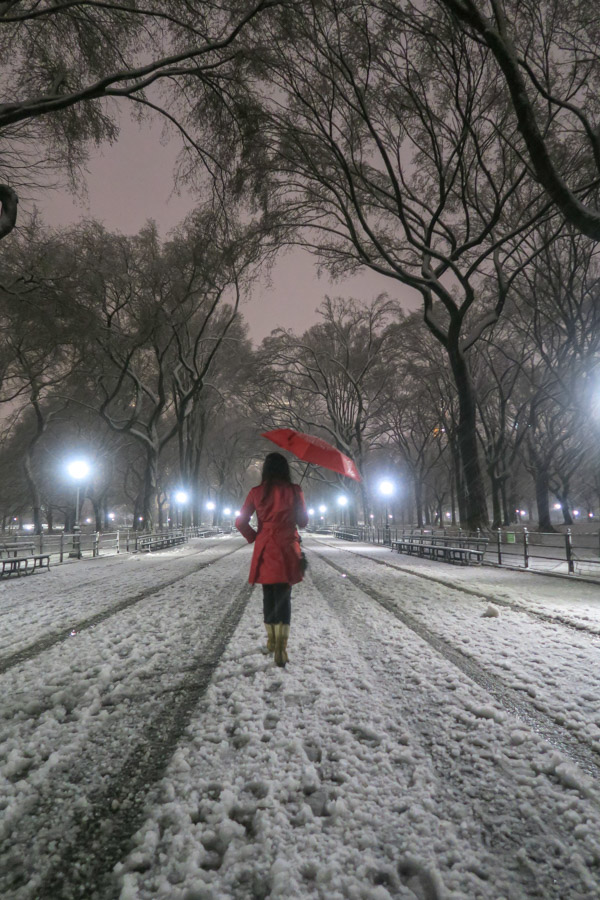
<box><xmin>261</xmin><ymin>451</ymin><xmax>292</xmax><ymax>484</ymax></box>
<box><xmin>261</xmin><ymin>452</ymin><xmax>292</xmax><ymax>500</ymax></box>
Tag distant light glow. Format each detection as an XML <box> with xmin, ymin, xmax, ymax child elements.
<box><xmin>337</xmin><ymin>495</ymin><xmax>348</xmax><ymax>507</ymax></box>
<box><xmin>206</xmin><ymin>501</ymin><xmax>216</xmax><ymax>511</ymax></box>
<box><xmin>234</xmin><ymin>510</ymin><xmax>240</xmax><ymax>516</ymax></box>
<box><xmin>319</xmin><ymin>504</ymin><xmax>327</xmax><ymax>513</ymax></box>
<box><xmin>67</xmin><ymin>460</ymin><xmax>90</xmax><ymax>480</ymax></box>
<box><xmin>573</xmin><ymin>510</ymin><xmax>580</xmax><ymax>516</ymax></box>
<box><xmin>23</xmin><ymin>523</ymin><xmax>34</xmax><ymax>531</ymax></box>
<box><xmin>308</xmin><ymin>508</ymin><xmax>315</xmax><ymax>515</ymax></box>
<box><xmin>223</xmin><ymin>507</ymin><xmax>231</xmax><ymax>515</ymax></box>
<box><xmin>175</xmin><ymin>491</ymin><xmax>189</xmax><ymax>504</ymax></box>
<box><xmin>379</xmin><ymin>479</ymin><xmax>394</xmax><ymax>496</ymax></box>
<box><xmin>553</xmin><ymin>503</ymin><xmax>561</xmax><ymax>510</ymax></box>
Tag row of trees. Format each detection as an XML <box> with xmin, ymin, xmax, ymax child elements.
<box><xmin>0</xmin><ymin>215</ymin><xmax>598</xmax><ymax>532</ymax></box>
<box><xmin>1</xmin><ymin>1</ymin><xmax>599</xmax><ymax>530</ymax></box>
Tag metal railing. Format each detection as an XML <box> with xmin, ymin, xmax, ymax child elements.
<box><xmin>327</xmin><ymin>525</ymin><xmax>600</xmax><ymax>577</ymax></box>
<box><xmin>0</xmin><ymin>526</ymin><xmax>225</xmax><ymax>565</ymax></box>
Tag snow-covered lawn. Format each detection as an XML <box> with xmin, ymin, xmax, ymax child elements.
<box><xmin>1</xmin><ymin>534</ymin><xmax>600</xmax><ymax>899</ymax></box>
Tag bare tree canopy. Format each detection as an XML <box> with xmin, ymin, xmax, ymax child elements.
<box><xmin>435</xmin><ymin>0</ymin><xmax>600</xmax><ymax>239</ymax></box>
<box><xmin>0</xmin><ymin>0</ymin><xmax>280</xmax><ymax>230</ymax></box>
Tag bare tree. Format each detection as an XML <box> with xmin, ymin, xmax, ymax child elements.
<box><xmin>256</xmin><ymin>295</ymin><xmax>400</xmax><ymax>521</ymax></box>
<box><xmin>65</xmin><ymin>214</ymin><xmax>259</xmax><ymax>529</ymax></box>
<box><xmin>436</xmin><ymin>0</ymin><xmax>600</xmax><ymax>239</ymax></box>
<box><xmin>0</xmin><ymin>1</ymin><xmax>280</xmax><ymax>236</ymax></box>
<box><xmin>0</xmin><ymin>224</ymin><xmax>84</xmax><ymax>531</ymax></box>
<box><xmin>232</xmin><ymin>0</ymin><xmax>558</xmax><ymax>529</ymax></box>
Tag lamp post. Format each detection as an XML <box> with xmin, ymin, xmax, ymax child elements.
<box><xmin>337</xmin><ymin>494</ymin><xmax>348</xmax><ymax>526</ymax></box>
<box><xmin>174</xmin><ymin>490</ymin><xmax>189</xmax><ymax>530</ymax></box>
<box><xmin>318</xmin><ymin>504</ymin><xmax>327</xmax><ymax>528</ymax></box>
<box><xmin>67</xmin><ymin>459</ymin><xmax>90</xmax><ymax>558</ymax></box>
<box><xmin>378</xmin><ymin>479</ymin><xmax>395</xmax><ymax>544</ymax></box>
<box><xmin>223</xmin><ymin>507</ymin><xmax>232</xmax><ymax>530</ymax></box>
<box><xmin>206</xmin><ymin>500</ymin><xmax>216</xmax><ymax>527</ymax></box>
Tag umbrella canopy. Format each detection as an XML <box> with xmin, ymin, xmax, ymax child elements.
<box><xmin>261</xmin><ymin>428</ymin><xmax>362</xmax><ymax>482</ymax></box>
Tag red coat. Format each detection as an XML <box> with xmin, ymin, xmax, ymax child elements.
<box><xmin>235</xmin><ymin>481</ymin><xmax>309</xmax><ymax>585</ymax></box>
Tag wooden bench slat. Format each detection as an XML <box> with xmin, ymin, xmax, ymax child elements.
<box><xmin>0</xmin><ymin>553</ymin><xmax>50</xmax><ymax>577</ymax></box>
<box><xmin>390</xmin><ymin>536</ymin><xmax>485</xmax><ymax>565</ymax></box>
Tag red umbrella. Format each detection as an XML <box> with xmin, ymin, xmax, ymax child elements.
<box><xmin>261</xmin><ymin>428</ymin><xmax>362</xmax><ymax>482</ymax></box>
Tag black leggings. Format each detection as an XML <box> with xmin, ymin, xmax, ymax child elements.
<box><xmin>262</xmin><ymin>583</ymin><xmax>292</xmax><ymax>626</ymax></box>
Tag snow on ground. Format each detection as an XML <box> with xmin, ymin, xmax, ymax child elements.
<box><xmin>1</xmin><ymin>533</ymin><xmax>600</xmax><ymax>899</ymax></box>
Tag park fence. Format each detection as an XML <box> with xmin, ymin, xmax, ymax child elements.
<box><xmin>321</xmin><ymin>525</ymin><xmax>600</xmax><ymax>578</ymax></box>
<box><xmin>0</xmin><ymin>526</ymin><xmax>225</xmax><ymax>565</ymax></box>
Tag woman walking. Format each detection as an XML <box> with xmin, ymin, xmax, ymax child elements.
<box><xmin>235</xmin><ymin>452</ymin><xmax>309</xmax><ymax>667</ymax></box>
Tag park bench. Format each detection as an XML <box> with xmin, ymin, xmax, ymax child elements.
<box><xmin>333</xmin><ymin>529</ymin><xmax>359</xmax><ymax>541</ymax></box>
<box><xmin>390</xmin><ymin>533</ymin><xmax>488</xmax><ymax>566</ymax></box>
<box><xmin>0</xmin><ymin>543</ymin><xmax>35</xmax><ymax>558</ymax></box>
<box><xmin>0</xmin><ymin>553</ymin><xmax>51</xmax><ymax>577</ymax></box>
<box><xmin>136</xmin><ymin>533</ymin><xmax>186</xmax><ymax>552</ymax></box>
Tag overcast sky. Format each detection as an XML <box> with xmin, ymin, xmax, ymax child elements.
<box><xmin>31</xmin><ymin>116</ymin><xmax>418</xmax><ymax>344</ymax></box>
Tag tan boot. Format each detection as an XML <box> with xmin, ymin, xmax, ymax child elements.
<box><xmin>264</xmin><ymin>623</ymin><xmax>276</xmax><ymax>654</ymax></box>
<box><xmin>274</xmin><ymin>624</ymin><xmax>290</xmax><ymax>667</ymax></box>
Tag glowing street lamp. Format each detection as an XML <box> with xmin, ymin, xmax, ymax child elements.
<box><xmin>337</xmin><ymin>494</ymin><xmax>348</xmax><ymax>526</ymax></box>
<box><xmin>67</xmin><ymin>458</ymin><xmax>90</xmax><ymax>558</ymax></box>
<box><xmin>378</xmin><ymin>479</ymin><xmax>395</xmax><ymax>538</ymax></box>
<box><xmin>206</xmin><ymin>500</ymin><xmax>216</xmax><ymax>526</ymax></box>
<box><xmin>67</xmin><ymin>459</ymin><xmax>90</xmax><ymax>531</ymax></box>
<box><xmin>174</xmin><ymin>490</ymin><xmax>189</xmax><ymax>528</ymax></box>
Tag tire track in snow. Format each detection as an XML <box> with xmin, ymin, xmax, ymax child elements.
<box><xmin>313</xmin><ymin>537</ymin><xmax>600</xmax><ymax>639</ymax></box>
<box><xmin>0</xmin><ymin>537</ymin><xmax>240</xmax><ymax>617</ymax></box>
<box><xmin>5</xmin><ymin>580</ymin><xmax>255</xmax><ymax>900</ymax></box>
<box><xmin>310</xmin><ymin>544</ymin><xmax>600</xmax><ymax>782</ymax></box>
<box><xmin>0</xmin><ymin>543</ymin><xmax>244</xmax><ymax>676</ymax></box>
<box><xmin>306</xmin><ymin>561</ymin><xmax>598</xmax><ymax>899</ymax></box>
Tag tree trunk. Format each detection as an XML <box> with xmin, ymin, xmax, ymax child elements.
<box><xmin>558</xmin><ymin>499</ymin><xmax>573</xmax><ymax>526</ymax></box>
<box><xmin>449</xmin><ymin>347</ymin><xmax>489</xmax><ymax>530</ymax></box>
<box><xmin>450</xmin><ymin>476</ymin><xmax>457</xmax><ymax>525</ymax></box>
<box><xmin>23</xmin><ymin>450</ymin><xmax>43</xmax><ymax>535</ymax></box>
<box><xmin>414</xmin><ymin>477</ymin><xmax>423</xmax><ymax>528</ymax></box>
<box><xmin>501</xmin><ymin>478</ymin><xmax>511</xmax><ymax>526</ymax></box>
<box><xmin>534</xmin><ymin>468</ymin><xmax>554</xmax><ymax>531</ymax></box>
<box><xmin>93</xmin><ymin>499</ymin><xmax>102</xmax><ymax>533</ymax></box>
<box><xmin>489</xmin><ymin>466</ymin><xmax>503</xmax><ymax>530</ymax></box>
<box><xmin>142</xmin><ymin>448</ymin><xmax>159</xmax><ymax>531</ymax></box>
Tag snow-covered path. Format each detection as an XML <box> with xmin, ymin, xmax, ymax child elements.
<box><xmin>2</xmin><ymin>534</ymin><xmax>600</xmax><ymax>899</ymax></box>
